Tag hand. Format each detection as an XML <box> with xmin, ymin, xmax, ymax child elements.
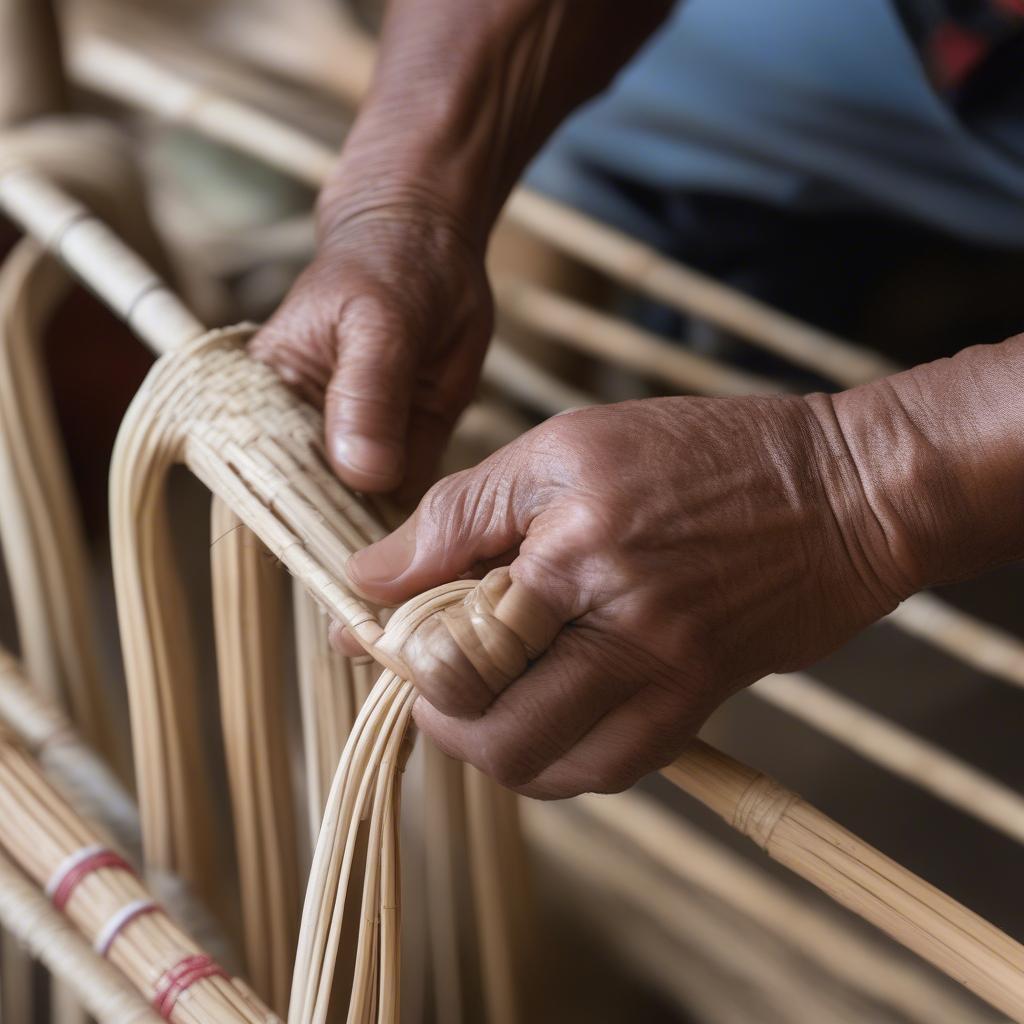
<box><xmin>342</xmin><ymin>394</ymin><xmax>922</xmax><ymax>799</ymax></box>
<box><xmin>250</xmin><ymin>0</ymin><xmax>672</xmax><ymax>501</ymax></box>
<box><xmin>250</xmin><ymin>191</ymin><xmax>492</xmax><ymax>502</ymax></box>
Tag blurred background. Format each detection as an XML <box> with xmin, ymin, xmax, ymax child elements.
<box><xmin>4</xmin><ymin>1</ymin><xmax>1024</xmax><ymax>1021</ymax></box>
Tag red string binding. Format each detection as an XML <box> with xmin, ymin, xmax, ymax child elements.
<box><xmin>152</xmin><ymin>953</ymin><xmax>228</xmax><ymax>1019</ymax></box>
<box><xmin>49</xmin><ymin>847</ymin><xmax>135</xmax><ymax>911</ymax></box>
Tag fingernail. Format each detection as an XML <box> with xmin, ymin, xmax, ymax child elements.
<box><xmin>331</xmin><ymin>434</ymin><xmax>403</xmax><ymax>484</ymax></box>
<box><xmin>348</xmin><ymin>524</ymin><xmax>416</xmax><ymax>588</ymax></box>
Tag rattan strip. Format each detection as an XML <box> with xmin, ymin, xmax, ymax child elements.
<box><xmin>0</xmin><ymin>237</ymin><xmax>115</xmax><ymax>758</ymax></box>
<box><xmin>0</xmin><ymin>168</ymin><xmax>204</xmax><ymax>354</ymax></box>
<box><xmin>0</xmin><ymin>719</ymin><xmax>279</xmax><ymax>1023</ymax></box>
<box><xmin>663</xmin><ymin>741</ymin><xmax>1024</xmax><ymax>1020</ymax></box>
<box><xmin>0</xmin><ymin>848</ymin><xmax>159</xmax><ymax>1024</ymax></box>
<box><xmin>493</xmin><ymin>278</ymin><xmax>781</xmax><ymax>397</ymax></box>
<box><xmin>108</xmin><ymin>327</ymin><xmax>1024</xmax><ymax>1020</ymax></box>
<box><xmin>210</xmin><ymin>503</ymin><xmax>300</xmax><ymax>1015</ymax></box>
<box><xmin>0</xmin><ymin>160</ymin><xmax>311</xmax><ymax>1001</ymax></box>
<box><xmin>545</xmin><ymin>790</ymin><xmax>995</xmax><ymax>1023</ymax></box>
<box><xmin>526</xmin><ymin>796</ymin><xmax>1000</xmax><ymax>1024</ymax></box>
<box><xmin>62</xmin><ymin>42</ymin><xmax>1024</xmax><ymax>695</ymax></box>
<box><xmin>753</xmin><ymin>673</ymin><xmax>1024</xmax><ymax>844</ymax></box>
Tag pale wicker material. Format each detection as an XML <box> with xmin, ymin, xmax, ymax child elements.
<box><xmin>526</xmin><ymin>795</ymin><xmax>1004</xmax><ymax>1024</ymax></box>
<box><xmin>0</xmin><ymin>239</ymin><xmax>113</xmax><ymax>752</ymax></box>
<box><xmin>753</xmin><ymin>673</ymin><xmax>1024</xmax><ymax>845</ymax></box>
<box><xmin>548</xmin><ymin>790</ymin><xmax>1001</xmax><ymax>1023</ymax></box>
<box><xmin>0</xmin><ymin>115</ymin><xmax>173</xmax><ymax>765</ymax></box>
<box><xmin>102</xmin><ymin>325</ymin><xmax>1024</xmax><ymax>1020</ymax></box>
<box><xmin>68</xmin><ymin>25</ymin><xmax>896</xmax><ymax>388</ymax></box>
<box><xmin>0</xmin><ymin>719</ymin><xmax>279</xmax><ymax>1023</ymax></box>
<box><xmin>210</xmin><ymin>504</ymin><xmax>300</xmax><ymax>1014</ymax></box>
<box><xmin>293</xmin><ymin>584</ymin><xmax>379</xmax><ymax>842</ymax></box>
<box><xmin>493</xmin><ymin>277</ymin><xmax>782</xmax><ymax>397</ymax></box>
<box><xmin>665</xmin><ymin>742</ymin><xmax>1024</xmax><ymax>1020</ymax></box>
<box><xmin>0</xmin><ymin>849</ymin><xmax>159</xmax><ymax>1024</ymax></box>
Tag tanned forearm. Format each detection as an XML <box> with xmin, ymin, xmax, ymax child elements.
<box><xmin>808</xmin><ymin>333</ymin><xmax>1024</xmax><ymax>599</ymax></box>
<box><xmin>320</xmin><ymin>0</ymin><xmax>673</xmax><ymax>242</ymax></box>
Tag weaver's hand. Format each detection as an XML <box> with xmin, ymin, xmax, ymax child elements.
<box><xmin>249</xmin><ymin>194</ymin><xmax>492</xmax><ymax>501</ymax></box>
<box><xmin>344</xmin><ymin>335</ymin><xmax>1024</xmax><ymax>799</ymax></box>
<box><xmin>251</xmin><ymin>0</ymin><xmax>671</xmax><ymax>499</ymax></box>
<box><xmin>342</xmin><ymin>395</ymin><xmax>916</xmax><ymax>798</ymax></box>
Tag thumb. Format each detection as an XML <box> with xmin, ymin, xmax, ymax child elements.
<box><xmin>326</xmin><ymin>295</ymin><xmax>417</xmax><ymax>492</ymax></box>
<box><xmin>346</xmin><ymin>454</ymin><xmax>528</xmax><ymax>606</ymax></box>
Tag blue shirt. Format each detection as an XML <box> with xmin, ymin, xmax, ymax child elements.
<box><xmin>527</xmin><ymin>0</ymin><xmax>1024</xmax><ymax>250</ymax></box>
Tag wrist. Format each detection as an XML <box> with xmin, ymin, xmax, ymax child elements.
<box><xmin>321</xmin><ymin>0</ymin><xmax>671</xmax><ymax>247</ymax></box>
<box><xmin>807</xmin><ymin>336</ymin><xmax>1024</xmax><ymax>596</ymax></box>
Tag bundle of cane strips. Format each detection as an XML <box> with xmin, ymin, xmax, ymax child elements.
<box><xmin>0</xmin><ymin>714</ymin><xmax>278</xmax><ymax>1023</ymax></box>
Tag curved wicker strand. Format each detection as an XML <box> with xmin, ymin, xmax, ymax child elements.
<box><xmin>374</xmin><ymin>573</ymin><xmax>1024</xmax><ymax>1022</ymax></box>
<box><xmin>210</xmin><ymin>503</ymin><xmax>300</xmax><ymax>1015</ymax></box>
<box><xmin>0</xmin><ymin>239</ymin><xmax>113</xmax><ymax>751</ymax></box>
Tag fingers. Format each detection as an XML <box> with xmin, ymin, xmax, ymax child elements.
<box><xmin>346</xmin><ymin>447</ymin><xmax>531</xmax><ymax>606</ymax></box>
<box><xmin>412</xmin><ymin>627</ymin><xmax>648</xmax><ymax>784</ymax></box>
<box><xmin>513</xmin><ymin>685</ymin><xmax>699</xmax><ymax>800</ymax></box>
<box><xmin>324</xmin><ymin>295</ymin><xmax>418</xmax><ymax>492</ymax></box>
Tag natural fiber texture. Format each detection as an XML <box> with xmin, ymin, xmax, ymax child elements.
<box><xmin>0</xmin><ymin>849</ymin><xmax>159</xmax><ymax>1024</ymax></box>
<box><xmin>0</xmin><ymin>718</ymin><xmax>279</xmax><ymax>1023</ymax></box>
<box><xmin>68</xmin><ymin>25</ymin><xmax>895</xmax><ymax>388</ymax></box>
<box><xmin>665</xmin><ymin>742</ymin><xmax>1024</xmax><ymax>1021</ymax></box>
<box><xmin>0</xmin><ymin>238</ymin><xmax>114</xmax><ymax>754</ymax></box>
<box><xmin>752</xmin><ymin>673</ymin><xmax>1024</xmax><ymax>845</ymax></box>
<box><xmin>106</xmin><ymin>326</ymin><xmax>1024</xmax><ymax>1021</ymax></box>
<box><xmin>526</xmin><ymin>793</ymin><xmax>1004</xmax><ymax>1024</ymax></box>
<box><xmin>210</xmin><ymin>503</ymin><xmax>300</xmax><ymax>1015</ymax></box>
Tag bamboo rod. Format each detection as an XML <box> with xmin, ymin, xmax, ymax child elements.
<box><xmin>0</xmin><ymin>849</ymin><xmax>159</xmax><ymax>1024</ymax></box>
<box><xmin>494</xmin><ymin>278</ymin><xmax>782</xmax><ymax>397</ymax></box>
<box><xmin>526</xmin><ymin>800</ymin><xmax>970</xmax><ymax>1024</ymax></box>
<box><xmin>752</xmin><ymin>673</ymin><xmax>1024</xmax><ymax>844</ymax></box>
<box><xmin>543</xmin><ymin>790</ymin><xmax>994</xmax><ymax>1024</ymax></box>
<box><xmin>0</xmin><ymin>167</ymin><xmax>205</xmax><ymax>354</ymax></box>
<box><xmin>0</xmin><ymin>238</ymin><xmax>116</xmax><ymax>763</ymax></box>
<box><xmin>662</xmin><ymin>740</ymin><xmax>1024</xmax><ymax>1022</ymax></box>
<box><xmin>481</xmin><ymin>339</ymin><xmax>592</xmax><ymax>418</ymax></box>
<box><xmin>210</xmin><ymin>503</ymin><xmax>300</xmax><ymax>1015</ymax></box>
<box><xmin>0</xmin><ymin>721</ymin><xmax>278</xmax><ymax>1023</ymax></box>
<box><xmin>64</xmin><ymin>45</ymin><xmax>1024</xmax><ymax>703</ymax></box>
<box><xmin>889</xmin><ymin>592</ymin><xmax>1024</xmax><ymax>690</ymax></box>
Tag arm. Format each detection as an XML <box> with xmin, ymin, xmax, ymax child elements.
<box><xmin>252</xmin><ymin>0</ymin><xmax>672</xmax><ymax>500</ymax></box>
<box><xmin>342</xmin><ymin>334</ymin><xmax>1024</xmax><ymax>798</ymax></box>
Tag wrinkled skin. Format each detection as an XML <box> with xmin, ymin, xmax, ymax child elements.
<box><xmin>253</xmin><ymin>0</ymin><xmax>1024</xmax><ymax>799</ymax></box>
<box><xmin>249</xmin><ymin>198</ymin><xmax>492</xmax><ymax>504</ymax></box>
<box><xmin>340</xmin><ymin>394</ymin><xmax>915</xmax><ymax>798</ymax></box>
<box><xmin>341</xmin><ymin>334</ymin><xmax>1024</xmax><ymax>798</ymax></box>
